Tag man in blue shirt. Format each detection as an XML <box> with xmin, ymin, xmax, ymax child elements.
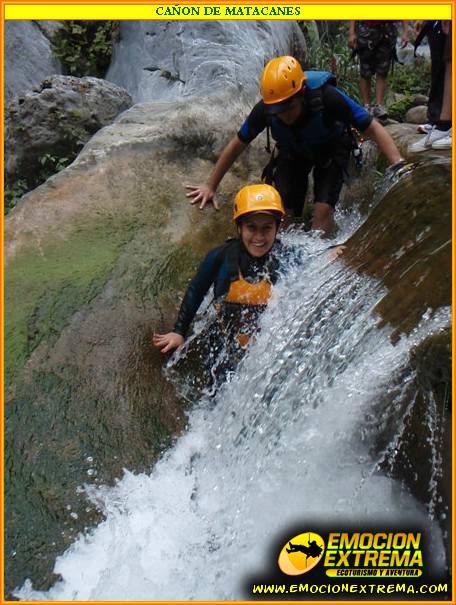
<box><xmin>187</xmin><ymin>56</ymin><xmax>405</xmax><ymax>237</ymax></box>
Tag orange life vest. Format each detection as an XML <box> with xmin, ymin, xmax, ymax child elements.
<box><xmin>224</xmin><ymin>273</ymin><xmax>272</xmax><ymax>306</ymax></box>
<box><xmin>219</xmin><ymin>272</ymin><xmax>273</xmax><ymax>348</ymax></box>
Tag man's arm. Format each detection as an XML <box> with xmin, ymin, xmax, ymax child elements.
<box><xmin>327</xmin><ymin>86</ymin><xmax>403</xmax><ymax>165</ymax></box>
<box><xmin>186</xmin><ymin>135</ymin><xmax>247</xmax><ymax>209</ymax></box>
<box><xmin>364</xmin><ymin>120</ymin><xmax>403</xmax><ymax>164</ymax></box>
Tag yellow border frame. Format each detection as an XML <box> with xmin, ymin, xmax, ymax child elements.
<box><xmin>1</xmin><ymin>2</ymin><xmax>454</xmax><ymax>604</ymax></box>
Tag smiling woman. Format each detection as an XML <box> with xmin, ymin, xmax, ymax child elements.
<box><xmin>152</xmin><ymin>183</ymin><xmax>286</xmax><ymax>359</ymax></box>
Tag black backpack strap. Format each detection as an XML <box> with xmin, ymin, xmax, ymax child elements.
<box><xmin>261</xmin><ymin>144</ymin><xmax>278</xmax><ymax>184</ymax></box>
<box><xmin>306</xmin><ymin>88</ymin><xmax>324</xmax><ymax>113</ymax></box>
<box><xmin>265</xmin><ymin>125</ymin><xmax>272</xmax><ymax>154</ymax></box>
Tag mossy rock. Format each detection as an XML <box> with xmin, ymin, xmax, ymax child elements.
<box><xmin>387</xmin><ymin>96</ymin><xmax>416</xmax><ymax>122</ymax></box>
<box><xmin>345</xmin><ymin>159</ymin><xmax>451</xmax><ymax>342</ymax></box>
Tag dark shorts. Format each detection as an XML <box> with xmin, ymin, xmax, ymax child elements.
<box><xmin>272</xmin><ymin>137</ymin><xmax>352</xmax><ymax>216</ymax></box>
<box><xmin>357</xmin><ymin>23</ymin><xmax>396</xmax><ymax>78</ymax></box>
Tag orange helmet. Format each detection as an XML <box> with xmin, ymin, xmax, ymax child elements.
<box><xmin>233</xmin><ymin>184</ymin><xmax>285</xmax><ymax>222</ymax></box>
<box><xmin>260</xmin><ymin>56</ymin><xmax>306</xmax><ymax>113</ymax></box>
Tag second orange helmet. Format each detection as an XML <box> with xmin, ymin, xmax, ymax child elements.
<box><xmin>260</xmin><ymin>56</ymin><xmax>306</xmax><ymax>110</ymax></box>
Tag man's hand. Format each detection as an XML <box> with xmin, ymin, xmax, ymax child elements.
<box><xmin>385</xmin><ymin>159</ymin><xmax>417</xmax><ymax>180</ymax></box>
<box><xmin>152</xmin><ymin>332</ymin><xmax>185</xmax><ymax>353</ymax></box>
<box><xmin>328</xmin><ymin>245</ymin><xmax>346</xmax><ymax>261</ymax></box>
<box><xmin>186</xmin><ymin>184</ymin><xmax>220</xmax><ymax>210</ymax></box>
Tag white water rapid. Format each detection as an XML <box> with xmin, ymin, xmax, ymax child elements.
<box><xmin>17</xmin><ymin>213</ymin><xmax>449</xmax><ymax>601</ymax></box>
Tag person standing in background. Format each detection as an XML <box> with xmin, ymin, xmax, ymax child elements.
<box><xmin>348</xmin><ymin>21</ymin><xmax>410</xmax><ymax>121</ymax></box>
<box><xmin>409</xmin><ymin>20</ymin><xmax>452</xmax><ymax>151</ymax></box>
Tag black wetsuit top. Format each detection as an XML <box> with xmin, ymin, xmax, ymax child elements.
<box><xmin>173</xmin><ymin>239</ymin><xmax>285</xmax><ymax>337</ymax></box>
<box><xmin>237</xmin><ymin>83</ymin><xmax>372</xmax><ymax>153</ymax></box>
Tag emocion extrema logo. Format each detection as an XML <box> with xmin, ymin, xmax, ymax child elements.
<box><xmin>278</xmin><ymin>532</ymin><xmax>325</xmax><ymax>576</ymax></box>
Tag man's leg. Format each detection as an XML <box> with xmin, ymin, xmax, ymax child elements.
<box><xmin>427</xmin><ymin>23</ymin><xmax>446</xmax><ymax>124</ymax></box>
<box><xmin>371</xmin><ymin>38</ymin><xmax>393</xmax><ymax>119</ymax></box>
<box><xmin>428</xmin><ymin>22</ymin><xmax>451</xmax><ymax>150</ymax></box>
<box><xmin>273</xmin><ymin>155</ymin><xmax>310</xmax><ymax>218</ymax></box>
<box><xmin>312</xmin><ymin>140</ymin><xmax>351</xmax><ymax>238</ymax></box>
<box><xmin>439</xmin><ymin>60</ymin><xmax>452</xmax><ymax>121</ymax></box>
<box><xmin>375</xmin><ymin>74</ymin><xmax>388</xmax><ymax>106</ymax></box>
<box><xmin>311</xmin><ymin>202</ymin><xmax>335</xmax><ymax>236</ymax></box>
<box><xmin>359</xmin><ymin>76</ymin><xmax>371</xmax><ymax>108</ymax></box>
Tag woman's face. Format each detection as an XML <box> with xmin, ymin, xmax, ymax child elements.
<box><xmin>239</xmin><ymin>213</ymin><xmax>278</xmax><ymax>257</ymax></box>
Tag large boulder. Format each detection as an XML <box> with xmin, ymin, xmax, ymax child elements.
<box><xmin>105</xmin><ymin>21</ymin><xmax>305</xmax><ymax>103</ymax></box>
<box><xmin>5</xmin><ymin>75</ymin><xmax>132</xmax><ymax>187</ymax></box>
<box><xmin>4</xmin><ymin>20</ymin><xmax>63</xmax><ymax>102</ymax></box>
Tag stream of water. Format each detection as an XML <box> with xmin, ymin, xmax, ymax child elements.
<box><xmin>16</xmin><ymin>204</ymin><xmax>450</xmax><ymax>600</ymax></box>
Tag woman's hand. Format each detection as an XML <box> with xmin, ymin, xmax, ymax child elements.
<box><xmin>152</xmin><ymin>332</ymin><xmax>185</xmax><ymax>353</ymax></box>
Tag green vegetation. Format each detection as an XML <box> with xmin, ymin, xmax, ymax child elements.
<box><xmin>388</xmin><ymin>58</ymin><xmax>431</xmax><ymax>98</ymax></box>
<box><xmin>51</xmin><ymin>21</ymin><xmax>118</xmax><ymax>78</ymax></box>
<box><xmin>4</xmin><ymin>178</ymin><xmax>28</xmax><ymax>214</ymax></box>
<box><xmin>300</xmin><ymin>23</ymin><xmax>362</xmax><ymax>101</ymax></box>
<box><xmin>387</xmin><ymin>96</ymin><xmax>415</xmax><ymax>122</ymax></box>
<box><xmin>160</xmin><ymin>70</ymin><xmax>184</xmax><ymax>83</ymax></box>
<box><xmin>5</xmin><ymin>154</ymin><xmax>74</xmax><ymax>215</ymax></box>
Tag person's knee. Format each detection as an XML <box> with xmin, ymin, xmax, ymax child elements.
<box><xmin>311</xmin><ymin>202</ymin><xmax>335</xmax><ymax>237</ymax></box>
<box><xmin>313</xmin><ymin>202</ymin><xmax>334</xmax><ymax>221</ymax></box>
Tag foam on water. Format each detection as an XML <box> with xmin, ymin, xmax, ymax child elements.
<box><xmin>16</xmin><ymin>217</ymin><xmax>450</xmax><ymax>601</ymax></box>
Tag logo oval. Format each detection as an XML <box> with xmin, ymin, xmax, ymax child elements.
<box><xmin>278</xmin><ymin>532</ymin><xmax>325</xmax><ymax>576</ymax></box>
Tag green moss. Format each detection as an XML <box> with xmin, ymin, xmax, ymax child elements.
<box><xmin>387</xmin><ymin>96</ymin><xmax>415</xmax><ymax>122</ymax></box>
<box><xmin>4</xmin><ymin>217</ymin><xmax>136</xmax><ymax>386</ymax></box>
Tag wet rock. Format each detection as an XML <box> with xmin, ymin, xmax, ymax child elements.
<box><xmin>372</xmin><ymin>329</ymin><xmax>451</xmax><ymax>562</ymax></box>
<box><xmin>345</xmin><ymin>157</ymin><xmax>451</xmax><ymax>342</ymax></box>
<box><xmin>5</xmin><ymin>75</ymin><xmax>132</xmax><ymax>187</ymax></box>
<box><xmin>4</xmin><ymin>21</ymin><xmax>63</xmax><ymax>102</ymax></box>
<box><xmin>106</xmin><ymin>21</ymin><xmax>305</xmax><ymax>102</ymax></box>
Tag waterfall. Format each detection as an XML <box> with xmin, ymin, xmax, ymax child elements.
<box><xmin>16</xmin><ymin>209</ymin><xmax>450</xmax><ymax>601</ymax></box>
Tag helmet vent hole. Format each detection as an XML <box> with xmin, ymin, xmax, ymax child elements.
<box><xmin>292</xmin><ymin>80</ymin><xmax>295</xmax><ymax>88</ymax></box>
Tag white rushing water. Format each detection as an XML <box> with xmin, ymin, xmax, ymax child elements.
<box><xmin>17</xmin><ymin>214</ymin><xmax>450</xmax><ymax>601</ymax></box>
